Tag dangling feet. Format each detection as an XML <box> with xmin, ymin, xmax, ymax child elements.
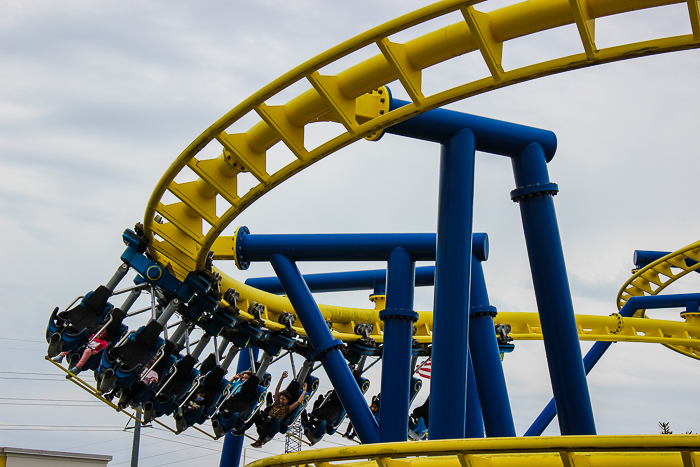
<box><xmin>251</xmin><ymin>440</ymin><xmax>263</xmax><ymax>448</ymax></box>
<box><xmin>51</xmin><ymin>355</ymin><xmax>64</xmax><ymax>364</ymax></box>
<box><xmin>68</xmin><ymin>366</ymin><xmax>81</xmax><ymax>375</ymax></box>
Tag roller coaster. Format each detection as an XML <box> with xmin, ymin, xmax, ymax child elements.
<box><xmin>45</xmin><ymin>0</ymin><xmax>699</xmax><ymax>465</ymax></box>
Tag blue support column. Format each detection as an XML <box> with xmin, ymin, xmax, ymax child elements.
<box><xmin>269</xmin><ymin>253</ymin><xmax>380</xmax><ymax>444</ymax></box>
<box><xmin>511</xmin><ymin>143</ymin><xmax>596</xmax><ymax>436</ymax></box>
<box><xmin>245</xmin><ymin>266</ymin><xmax>436</xmax><ymax>295</ymax></box>
<box><xmin>219</xmin><ymin>347</ymin><xmax>259</xmax><ymax>467</ymax></box>
<box><xmin>430</xmin><ymin>128</ymin><xmax>477</xmax><ymax>440</ymax></box>
<box><xmin>525</xmin><ymin>292</ymin><xmax>700</xmax><ymax>436</ymax></box>
<box><xmin>468</xmin><ymin>253</ymin><xmax>516</xmax><ymax>437</ymax></box>
<box><xmin>465</xmin><ymin>353</ymin><xmax>484</xmax><ymax>438</ymax></box>
<box><xmin>379</xmin><ymin>247</ymin><xmax>418</xmax><ymax>442</ymax></box>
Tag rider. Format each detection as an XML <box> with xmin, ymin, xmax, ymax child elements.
<box><xmin>244</xmin><ymin>370</ymin><xmax>307</xmax><ymax>448</ymax></box>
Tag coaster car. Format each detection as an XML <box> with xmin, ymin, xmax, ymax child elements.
<box><xmin>174</xmin><ymin>355</ymin><xmax>229</xmax><ymax>432</ymax></box>
<box><xmin>211</xmin><ymin>374</ymin><xmax>267</xmax><ymax>438</ymax></box>
<box><xmin>67</xmin><ymin>308</ymin><xmax>129</xmax><ymax>372</ymax></box>
<box><xmin>143</xmin><ymin>353</ymin><xmax>199</xmax><ymax>423</ymax></box>
<box><xmin>117</xmin><ymin>340</ymin><xmax>178</xmax><ymax>409</ymax></box>
<box><xmin>96</xmin><ymin>320</ymin><xmax>164</xmax><ymax>393</ymax></box>
<box><xmin>301</xmin><ymin>375</ymin><xmax>369</xmax><ymax>445</ymax></box>
<box><xmin>249</xmin><ymin>375</ymin><xmax>319</xmax><ymax>446</ymax></box>
<box><xmin>409</xmin><ymin>395</ymin><xmax>429</xmax><ymax>441</ymax></box>
<box><xmin>46</xmin><ymin>286</ymin><xmax>113</xmax><ymax>357</ymax></box>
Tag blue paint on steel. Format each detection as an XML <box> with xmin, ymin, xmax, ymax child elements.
<box><xmin>245</xmin><ymin>266</ymin><xmax>436</xmax><ymax>295</ymax></box>
<box><xmin>633</xmin><ymin>250</ymin><xmax>670</xmax><ymax>269</ymax></box>
<box><xmin>525</xmin><ymin>292</ymin><xmax>700</xmax><ymax>436</ymax></box>
<box><xmin>512</xmin><ymin>142</ymin><xmax>596</xmax><ymax>436</ymax></box>
<box><xmin>634</xmin><ymin>250</ymin><xmax>699</xmax><ymax>272</ymax></box>
<box><xmin>122</xmin><ymin>229</ymin><xmax>210</xmax><ymax>302</ymax></box>
<box><xmin>465</xmin><ymin>353</ymin><xmax>484</xmax><ymax>438</ymax></box>
<box><xmin>387</xmin><ymin>98</ymin><xmax>557</xmax><ymax>160</ymax></box>
<box><xmin>269</xmin><ymin>253</ymin><xmax>380</xmax><ymax>444</ymax></box>
<box><xmin>379</xmin><ymin>247</ymin><xmax>417</xmax><ymax>442</ymax></box>
<box><xmin>468</xmin><ymin>256</ymin><xmax>516</xmax><ymax>437</ymax></box>
<box><xmin>235</xmin><ymin>229</ymin><xmax>436</xmax><ymax>268</ymax></box>
<box><xmin>219</xmin><ymin>347</ymin><xmax>259</xmax><ymax>467</ymax></box>
<box><xmin>430</xmin><ymin>129</ymin><xmax>477</xmax><ymax>440</ymax></box>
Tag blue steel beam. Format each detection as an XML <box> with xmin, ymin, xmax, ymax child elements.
<box><xmin>219</xmin><ymin>347</ymin><xmax>259</xmax><ymax>467</ymax></box>
<box><xmin>634</xmin><ymin>250</ymin><xmax>699</xmax><ymax>271</ymax></box>
<box><xmin>525</xmin><ymin>292</ymin><xmax>700</xmax><ymax>436</ymax></box>
<box><xmin>387</xmin><ymin>98</ymin><xmax>557</xmax><ymax>160</ymax></box>
<box><xmin>469</xmin><ymin>255</ymin><xmax>516</xmax><ymax>438</ymax></box>
<box><xmin>234</xmin><ymin>228</ymin><xmax>435</xmax><ymax>268</ymax></box>
<box><xmin>269</xmin><ymin>254</ymin><xmax>380</xmax><ymax>444</ymax></box>
<box><xmin>511</xmin><ymin>142</ymin><xmax>596</xmax><ymax>435</ymax></box>
<box><xmin>429</xmin><ymin>129</ymin><xmax>477</xmax><ymax>440</ymax></box>
<box><xmin>379</xmin><ymin>247</ymin><xmax>418</xmax><ymax>442</ymax></box>
<box><xmin>245</xmin><ymin>266</ymin><xmax>437</xmax><ymax>295</ymax></box>
<box><xmin>465</xmin><ymin>352</ymin><xmax>484</xmax><ymax>438</ymax></box>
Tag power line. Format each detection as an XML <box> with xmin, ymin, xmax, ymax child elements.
<box><xmin>0</xmin><ymin>428</ymin><xmax>125</xmax><ymax>432</ymax></box>
<box><xmin>0</xmin><ymin>397</ymin><xmax>101</xmax><ymax>402</ymax></box>
<box><xmin>0</xmin><ymin>376</ymin><xmax>68</xmax><ymax>381</ymax></box>
<box><xmin>109</xmin><ymin>434</ymin><xmax>221</xmax><ymax>466</ymax></box>
<box><xmin>145</xmin><ymin>450</ymin><xmax>220</xmax><ymax>467</ymax></box>
<box><xmin>65</xmin><ymin>433</ymin><xmax>134</xmax><ymax>451</ymax></box>
<box><xmin>140</xmin><ymin>433</ymin><xmax>221</xmax><ymax>452</ymax></box>
<box><xmin>0</xmin><ymin>402</ymin><xmax>104</xmax><ymax>406</ymax></box>
<box><xmin>0</xmin><ymin>336</ymin><xmax>46</xmax><ymax>344</ymax></box>
<box><xmin>0</xmin><ymin>371</ymin><xmax>67</xmax><ymax>375</ymax></box>
<box><xmin>0</xmin><ymin>424</ymin><xmax>125</xmax><ymax>429</ymax></box>
<box><xmin>150</xmin><ymin>426</ymin><xmax>216</xmax><ymax>443</ymax></box>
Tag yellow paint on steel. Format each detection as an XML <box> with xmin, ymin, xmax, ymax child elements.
<box><xmin>139</xmin><ymin>0</ymin><xmax>700</xmax><ymax>364</ymax></box>
<box><xmin>143</xmin><ymin>0</ymin><xmax>700</xmax><ymax>279</ymax></box>
<box><xmin>616</xmin><ymin>240</ymin><xmax>700</xmax><ymax>360</ymax></box>
<box><xmin>245</xmin><ymin>435</ymin><xmax>700</xmax><ymax>467</ymax></box>
<box><xmin>218</xmin><ymin>270</ymin><xmax>700</xmax><ymax>354</ymax></box>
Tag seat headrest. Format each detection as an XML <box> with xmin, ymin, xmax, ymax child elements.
<box><xmin>240</xmin><ymin>375</ymin><xmax>260</xmax><ymax>398</ymax></box>
<box><xmin>199</xmin><ymin>353</ymin><xmax>217</xmax><ymax>375</ymax></box>
<box><xmin>136</xmin><ymin>321</ymin><xmax>163</xmax><ymax>347</ymax></box>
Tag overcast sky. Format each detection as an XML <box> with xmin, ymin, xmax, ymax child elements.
<box><xmin>1</xmin><ymin>0</ymin><xmax>699</xmax><ymax>465</ymax></box>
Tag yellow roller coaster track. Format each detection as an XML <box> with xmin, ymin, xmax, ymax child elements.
<box><xmin>616</xmin><ymin>240</ymin><xmax>700</xmax><ymax>359</ymax></box>
<box><xmin>219</xmin><ymin>270</ymin><xmax>700</xmax><ymax>354</ymax></box>
<box><xmin>137</xmin><ymin>0</ymin><xmax>700</xmax><ymax>358</ymax></box>
<box><xmin>143</xmin><ymin>0</ymin><xmax>700</xmax><ymax>279</ymax></box>
<box><xmin>246</xmin><ymin>435</ymin><xmax>700</xmax><ymax>467</ymax></box>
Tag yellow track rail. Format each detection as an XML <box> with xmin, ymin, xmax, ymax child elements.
<box><xmin>219</xmin><ymin>272</ymin><xmax>700</xmax><ymax>353</ymax></box>
<box><xmin>616</xmin><ymin>240</ymin><xmax>700</xmax><ymax>359</ymax></box>
<box><xmin>245</xmin><ymin>435</ymin><xmax>700</xmax><ymax>467</ymax></box>
<box><xmin>144</xmin><ymin>0</ymin><xmax>700</xmax><ymax>278</ymax></box>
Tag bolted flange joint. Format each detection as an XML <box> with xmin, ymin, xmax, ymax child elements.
<box><xmin>510</xmin><ymin>182</ymin><xmax>559</xmax><ymax>203</ymax></box>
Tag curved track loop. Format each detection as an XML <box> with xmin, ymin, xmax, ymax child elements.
<box><xmin>616</xmin><ymin>240</ymin><xmax>700</xmax><ymax>359</ymax></box>
<box><xmin>245</xmin><ymin>435</ymin><xmax>700</xmax><ymax>467</ymax></box>
<box><xmin>141</xmin><ymin>0</ymin><xmax>700</xmax><ymax>356</ymax></box>
<box><xmin>144</xmin><ymin>0</ymin><xmax>700</xmax><ymax>278</ymax></box>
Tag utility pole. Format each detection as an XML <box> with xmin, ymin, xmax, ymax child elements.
<box><xmin>130</xmin><ymin>412</ymin><xmax>141</xmax><ymax>467</ymax></box>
